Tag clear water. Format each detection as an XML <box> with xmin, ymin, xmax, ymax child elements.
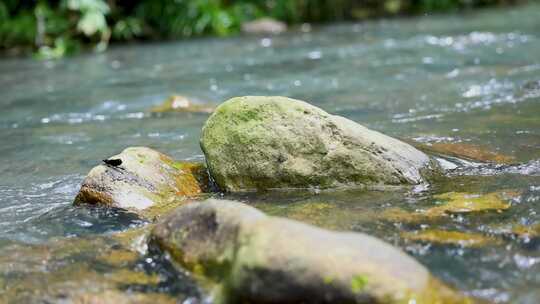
<box><xmin>1</xmin><ymin>4</ymin><xmax>540</xmax><ymax>303</ymax></box>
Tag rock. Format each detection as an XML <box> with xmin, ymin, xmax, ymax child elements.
<box><xmin>70</xmin><ymin>290</ymin><xmax>179</xmax><ymax>304</ymax></box>
<box><xmin>487</xmin><ymin>222</ymin><xmax>540</xmax><ymax>241</ymax></box>
<box><xmin>200</xmin><ymin>96</ymin><xmax>434</xmax><ymax>192</ymax></box>
<box><xmin>151</xmin><ymin>199</ymin><xmax>470</xmax><ymax>304</ymax></box>
<box><xmin>150</xmin><ymin>95</ymin><xmax>215</xmax><ymax>114</ymax></box>
<box><xmin>415</xmin><ymin>141</ymin><xmax>515</xmax><ymax>164</ymax></box>
<box><xmin>74</xmin><ymin>147</ymin><xmax>209</xmax><ymax>217</ymax></box>
<box><xmin>427</xmin><ymin>191</ymin><xmax>512</xmax><ymax>215</ymax></box>
<box><xmin>523</xmin><ymin>80</ymin><xmax>540</xmax><ymax>92</ymax></box>
<box><xmin>0</xmin><ymin>228</ymin><xmax>198</xmax><ymax>304</ymax></box>
<box><xmin>241</xmin><ymin>18</ymin><xmax>287</xmax><ymax>35</ymax></box>
<box><xmin>402</xmin><ymin>230</ymin><xmax>499</xmax><ymax>248</ymax></box>
<box><xmin>379</xmin><ymin>191</ymin><xmax>515</xmax><ymax>224</ymax></box>
<box><xmin>510</xmin><ymin>223</ymin><xmax>540</xmax><ymax>239</ymax></box>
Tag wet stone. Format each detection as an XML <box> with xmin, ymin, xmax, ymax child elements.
<box><xmin>200</xmin><ymin>96</ymin><xmax>435</xmax><ymax>192</ymax></box>
<box><xmin>416</xmin><ymin>141</ymin><xmax>515</xmax><ymax>164</ymax></box>
<box><xmin>74</xmin><ymin>146</ymin><xmax>210</xmax><ymax>218</ymax></box>
<box><xmin>402</xmin><ymin>229</ymin><xmax>499</xmax><ymax>248</ymax></box>
<box><xmin>150</xmin><ymin>199</ymin><xmax>471</xmax><ymax>304</ymax></box>
<box><xmin>0</xmin><ymin>229</ymin><xmax>200</xmax><ymax>304</ymax></box>
<box><xmin>150</xmin><ymin>95</ymin><xmax>215</xmax><ymax>114</ymax></box>
<box><xmin>379</xmin><ymin>191</ymin><xmax>515</xmax><ymax>224</ymax></box>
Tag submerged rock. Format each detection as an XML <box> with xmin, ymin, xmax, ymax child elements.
<box><xmin>428</xmin><ymin>191</ymin><xmax>512</xmax><ymax>215</ymax></box>
<box><xmin>523</xmin><ymin>80</ymin><xmax>540</xmax><ymax>92</ymax></box>
<box><xmin>241</xmin><ymin>18</ymin><xmax>287</xmax><ymax>35</ymax></box>
<box><xmin>151</xmin><ymin>199</ymin><xmax>470</xmax><ymax>304</ymax></box>
<box><xmin>488</xmin><ymin>222</ymin><xmax>540</xmax><ymax>242</ymax></box>
<box><xmin>379</xmin><ymin>191</ymin><xmax>515</xmax><ymax>223</ymax></box>
<box><xmin>415</xmin><ymin>141</ymin><xmax>515</xmax><ymax>164</ymax></box>
<box><xmin>402</xmin><ymin>229</ymin><xmax>499</xmax><ymax>248</ymax></box>
<box><xmin>0</xmin><ymin>228</ymin><xmax>198</xmax><ymax>304</ymax></box>
<box><xmin>200</xmin><ymin>96</ymin><xmax>434</xmax><ymax>192</ymax></box>
<box><xmin>74</xmin><ymin>147</ymin><xmax>209</xmax><ymax>217</ymax></box>
<box><xmin>150</xmin><ymin>95</ymin><xmax>215</xmax><ymax>114</ymax></box>
<box><xmin>70</xmin><ymin>291</ymin><xmax>178</xmax><ymax>304</ymax></box>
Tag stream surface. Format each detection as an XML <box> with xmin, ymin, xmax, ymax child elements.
<box><xmin>1</xmin><ymin>4</ymin><xmax>540</xmax><ymax>303</ymax></box>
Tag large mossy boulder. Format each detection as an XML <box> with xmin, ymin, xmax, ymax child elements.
<box><xmin>74</xmin><ymin>147</ymin><xmax>209</xmax><ymax>217</ymax></box>
<box><xmin>200</xmin><ymin>96</ymin><xmax>434</xmax><ymax>192</ymax></box>
<box><xmin>151</xmin><ymin>199</ymin><xmax>469</xmax><ymax>304</ymax></box>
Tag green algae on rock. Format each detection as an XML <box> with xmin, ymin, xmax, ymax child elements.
<box><xmin>402</xmin><ymin>229</ymin><xmax>499</xmax><ymax>248</ymax></box>
<box><xmin>487</xmin><ymin>221</ymin><xmax>540</xmax><ymax>241</ymax></box>
<box><xmin>428</xmin><ymin>191</ymin><xmax>513</xmax><ymax>215</ymax></box>
<box><xmin>379</xmin><ymin>191</ymin><xmax>515</xmax><ymax>224</ymax></box>
<box><xmin>0</xmin><ymin>228</ymin><xmax>193</xmax><ymax>304</ymax></box>
<box><xmin>200</xmin><ymin>96</ymin><xmax>434</xmax><ymax>192</ymax></box>
<box><xmin>150</xmin><ymin>199</ymin><xmax>471</xmax><ymax>304</ymax></box>
<box><xmin>74</xmin><ymin>147</ymin><xmax>209</xmax><ymax>217</ymax></box>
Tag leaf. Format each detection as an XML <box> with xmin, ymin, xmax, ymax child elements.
<box><xmin>77</xmin><ymin>11</ymin><xmax>107</xmax><ymax>36</ymax></box>
<box><xmin>67</xmin><ymin>0</ymin><xmax>109</xmax><ymax>14</ymax></box>
<box><xmin>350</xmin><ymin>275</ymin><xmax>369</xmax><ymax>293</ymax></box>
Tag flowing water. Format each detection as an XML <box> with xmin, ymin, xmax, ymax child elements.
<box><xmin>1</xmin><ymin>4</ymin><xmax>540</xmax><ymax>303</ymax></box>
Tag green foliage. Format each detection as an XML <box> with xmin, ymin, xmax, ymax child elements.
<box><xmin>112</xmin><ymin>17</ymin><xmax>142</xmax><ymax>40</ymax></box>
<box><xmin>350</xmin><ymin>275</ymin><xmax>369</xmax><ymax>293</ymax></box>
<box><xmin>68</xmin><ymin>0</ymin><xmax>109</xmax><ymax>36</ymax></box>
<box><xmin>36</xmin><ymin>36</ymin><xmax>80</xmax><ymax>59</ymax></box>
<box><xmin>0</xmin><ymin>0</ymin><xmax>531</xmax><ymax>58</ymax></box>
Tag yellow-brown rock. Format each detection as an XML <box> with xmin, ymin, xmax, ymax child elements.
<box><xmin>74</xmin><ymin>147</ymin><xmax>209</xmax><ymax>218</ymax></box>
<box><xmin>150</xmin><ymin>95</ymin><xmax>214</xmax><ymax>114</ymax></box>
<box><xmin>402</xmin><ymin>230</ymin><xmax>499</xmax><ymax>247</ymax></box>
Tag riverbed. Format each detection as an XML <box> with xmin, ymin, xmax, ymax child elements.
<box><xmin>1</xmin><ymin>3</ymin><xmax>539</xmax><ymax>303</ymax></box>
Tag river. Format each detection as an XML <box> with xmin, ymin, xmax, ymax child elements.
<box><xmin>1</xmin><ymin>3</ymin><xmax>539</xmax><ymax>303</ymax></box>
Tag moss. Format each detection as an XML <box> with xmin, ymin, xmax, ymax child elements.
<box><xmin>202</xmin><ymin>96</ymin><xmax>432</xmax><ymax>192</ymax></box>
<box><xmin>108</xmin><ymin>226</ymin><xmax>151</xmax><ymax>254</ymax></box>
<box><xmin>511</xmin><ymin>223</ymin><xmax>540</xmax><ymax>238</ymax></box>
<box><xmin>73</xmin><ymin>186</ymin><xmax>115</xmax><ymax>206</ymax></box>
<box><xmin>0</xmin><ymin>228</ymin><xmax>173</xmax><ymax>303</ymax></box>
<box><xmin>75</xmin><ymin>147</ymin><xmax>210</xmax><ymax>214</ymax></box>
<box><xmin>141</xmin><ymin>197</ymin><xmax>189</xmax><ymax>220</ymax></box>
<box><xmin>378</xmin><ymin>207</ymin><xmax>425</xmax><ymax>224</ymax></box>
<box><xmin>399</xmin><ymin>277</ymin><xmax>475</xmax><ymax>304</ymax></box>
<box><xmin>138</xmin><ymin>153</ymin><xmax>147</xmax><ymax>164</ymax></box>
<box><xmin>379</xmin><ymin>191</ymin><xmax>515</xmax><ymax>224</ymax></box>
<box><xmin>160</xmin><ymin>156</ymin><xmax>209</xmax><ymax>196</ymax></box>
<box><xmin>350</xmin><ymin>275</ymin><xmax>368</xmax><ymax>293</ymax></box>
<box><xmin>323</xmin><ymin>275</ymin><xmax>335</xmax><ymax>284</ymax></box>
<box><xmin>72</xmin><ymin>290</ymin><xmax>178</xmax><ymax>304</ymax></box>
<box><xmin>402</xmin><ymin>229</ymin><xmax>499</xmax><ymax>247</ymax></box>
<box><xmin>98</xmin><ymin>249</ymin><xmax>139</xmax><ymax>267</ymax></box>
<box><xmin>427</xmin><ymin>191</ymin><xmax>512</xmax><ymax>216</ymax></box>
<box><xmin>107</xmin><ymin>269</ymin><xmax>160</xmax><ymax>285</ymax></box>
<box><xmin>167</xmin><ymin>159</ymin><xmax>210</xmax><ymax>195</ymax></box>
<box><xmin>129</xmin><ymin>158</ymin><xmax>213</xmax><ymax>219</ymax></box>
<box><xmin>149</xmin><ymin>232</ymin><xmax>225</xmax><ymax>295</ymax></box>
<box><xmin>278</xmin><ymin>201</ymin><xmax>335</xmax><ymax>222</ymax></box>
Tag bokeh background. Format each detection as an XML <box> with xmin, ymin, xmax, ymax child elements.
<box><xmin>1</xmin><ymin>0</ymin><xmax>529</xmax><ymax>58</ymax></box>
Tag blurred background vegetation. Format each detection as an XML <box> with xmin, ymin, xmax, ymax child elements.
<box><xmin>0</xmin><ymin>0</ymin><xmax>528</xmax><ymax>59</ymax></box>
